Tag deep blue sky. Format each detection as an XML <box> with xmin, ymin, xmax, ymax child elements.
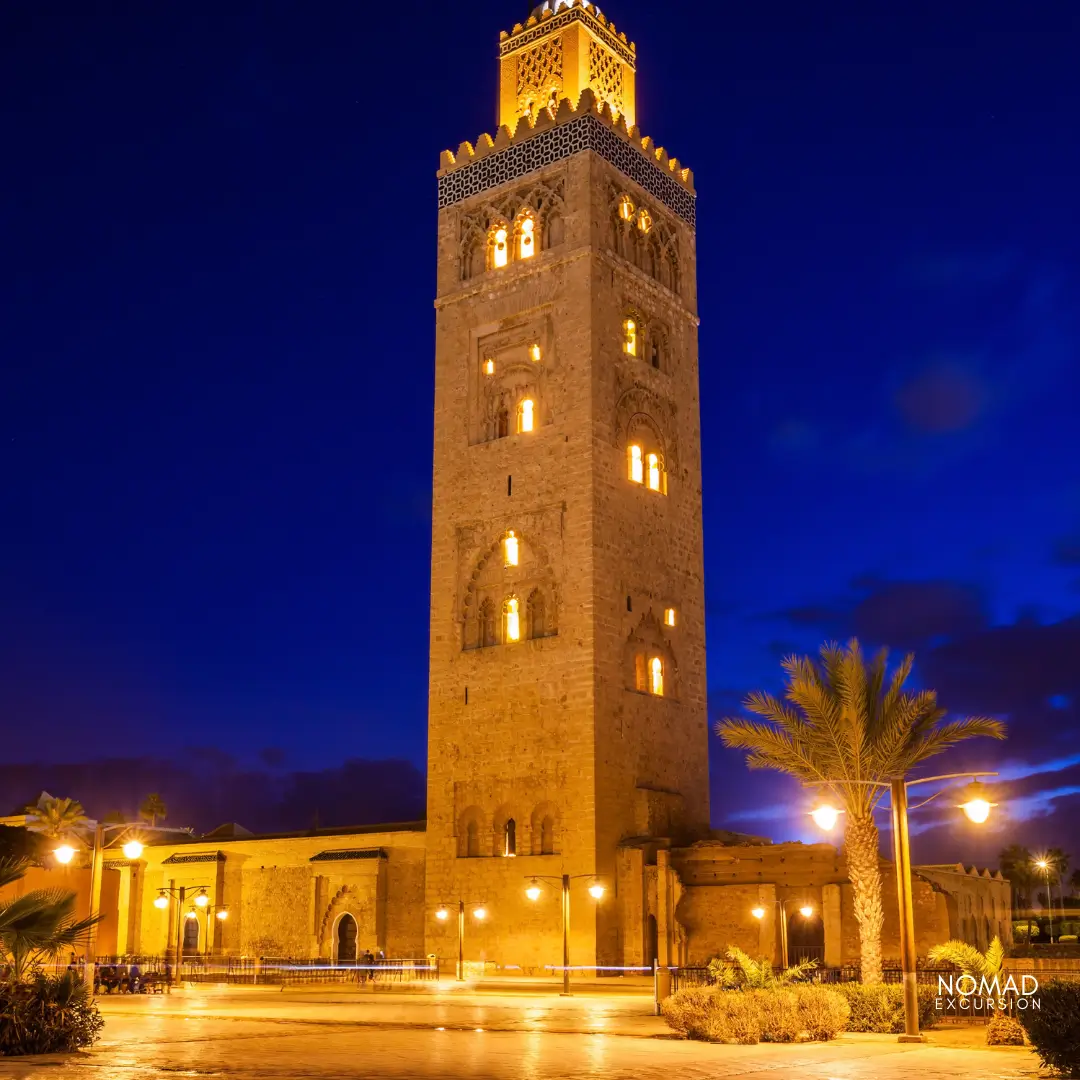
<box><xmin>3</xmin><ymin>1</ymin><xmax>1078</xmax><ymax>864</ymax></box>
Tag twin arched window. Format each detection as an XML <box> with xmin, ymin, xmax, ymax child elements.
<box><xmin>627</xmin><ymin>443</ymin><xmax>666</xmax><ymax>494</ymax></box>
<box><xmin>635</xmin><ymin>654</ymin><xmax>666</xmax><ymax>697</ymax></box>
<box><xmin>488</xmin><ymin>211</ymin><xmax>541</xmax><ymax>272</ymax></box>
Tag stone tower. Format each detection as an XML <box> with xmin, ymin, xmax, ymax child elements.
<box><xmin>425</xmin><ymin>0</ymin><xmax>707</xmax><ymax>971</ymax></box>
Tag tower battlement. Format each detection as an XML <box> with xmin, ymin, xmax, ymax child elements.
<box><xmin>500</xmin><ymin>1</ymin><xmax>636</xmax><ymax>66</ymax></box>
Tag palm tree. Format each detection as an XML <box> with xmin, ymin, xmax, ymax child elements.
<box><xmin>717</xmin><ymin>639</ymin><xmax>1006</xmax><ymax>985</ymax></box>
<box><xmin>710</xmin><ymin>946</ymin><xmax>817</xmax><ymax>988</ymax></box>
<box><xmin>999</xmin><ymin>844</ymin><xmax>1037</xmax><ymax>942</ymax></box>
<box><xmin>139</xmin><ymin>794</ymin><xmax>167</xmax><ymax>828</ymax></box>
<box><xmin>24</xmin><ymin>795</ymin><xmax>89</xmax><ymax>842</ymax></box>
<box><xmin>0</xmin><ymin>858</ymin><xmax>100</xmax><ymax>980</ymax></box>
<box><xmin>1045</xmin><ymin>848</ymin><xmax>1070</xmax><ymax>924</ymax></box>
<box><xmin>927</xmin><ymin>936</ymin><xmax>1023</xmax><ymax>1044</ymax></box>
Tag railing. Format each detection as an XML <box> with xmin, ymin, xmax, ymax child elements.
<box><xmin>790</xmin><ymin>945</ymin><xmax>825</xmax><ymax>965</ymax></box>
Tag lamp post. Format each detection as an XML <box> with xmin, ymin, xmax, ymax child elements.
<box><xmin>50</xmin><ymin>821</ymin><xmax>192</xmax><ymax>989</ymax></box>
<box><xmin>1035</xmin><ymin>860</ymin><xmax>1054</xmax><ymax>943</ymax></box>
<box><xmin>808</xmin><ymin>771</ymin><xmax>997</xmax><ymax>1043</ymax></box>
<box><xmin>434</xmin><ymin>900</ymin><xmax>487</xmax><ymax>981</ymax></box>
<box><xmin>524</xmin><ymin>875</ymin><xmax>605</xmax><ymax>996</ymax></box>
<box><xmin>750</xmin><ymin>899</ymin><xmax>814</xmax><ymax>968</ymax></box>
<box><xmin>153</xmin><ymin>883</ymin><xmax>212</xmax><ymax>991</ymax></box>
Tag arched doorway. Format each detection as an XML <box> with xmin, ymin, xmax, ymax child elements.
<box><xmin>788</xmin><ymin>906</ymin><xmax>825</xmax><ymax>966</ymax></box>
<box><xmin>182</xmin><ymin>915</ymin><xmax>200</xmax><ymax>956</ymax></box>
<box><xmin>646</xmin><ymin>915</ymin><xmax>659</xmax><ymax>968</ymax></box>
<box><xmin>336</xmin><ymin>913</ymin><xmax>357</xmax><ymax>964</ymax></box>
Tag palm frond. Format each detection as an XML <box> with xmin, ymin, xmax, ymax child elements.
<box><xmin>926</xmin><ymin>939</ymin><xmax>990</xmax><ymax>978</ymax></box>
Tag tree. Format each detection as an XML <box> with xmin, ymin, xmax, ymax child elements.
<box><xmin>709</xmin><ymin>946</ymin><xmax>817</xmax><ymax>988</ymax></box>
<box><xmin>717</xmin><ymin>639</ymin><xmax>1005</xmax><ymax>985</ymax></box>
<box><xmin>927</xmin><ymin>936</ymin><xmax>1024</xmax><ymax>1044</ymax></box>
<box><xmin>0</xmin><ymin>859</ymin><xmax>100</xmax><ymax>980</ymax></box>
<box><xmin>999</xmin><ymin>844</ymin><xmax>1037</xmax><ymax>942</ymax></box>
<box><xmin>139</xmin><ymin>794</ymin><xmax>167</xmax><ymax>828</ymax></box>
<box><xmin>24</xmin><ymin>796</ymin><xmax>88</xmax><ymax>841</ymax></box>
<box><xmin>1072</xmin><ymin>868</ymin><xmax>1080</xmax><ymax>897</ymax></box>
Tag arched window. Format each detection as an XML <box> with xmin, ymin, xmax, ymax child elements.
<box><xmin>650</xmin><ymin>656</ymin><xmax>664</xmax><ymax>696</ymax></box>
<box><xmin>649</xmin><ymin>335</ymin><xmax>662</xmax><ymax>370</ymax></box>
<box><xmin>504</xmin><ymin>597</ymin><xmax>521</xmax><ymax>642</ymax></box>
<box><xmin>634</xmin><ymin>654</ymin><xmax>647</xmax><ymax>692</ymax></box>
<box><xmin>504</xmin><ymin>530</ymin><xmax>519</xmax><ymax>567</ymax></box>
<box><xmin>518</xmin><ymin>215</ymin><xmax>536</xmax><ymax>260</ymax></box>
<box><xmin>618</xmin><ymin>194</ymin><xmax>635</xmax><ymax>221</ymax></box>
<box><xmin>518</xmin><ymin>398</ymin><xmax>535</xmax><ymax>433</ymax></box>
<box><xmin>623</xmin><ymin>317</ymin><xmax>637</xmax><ymax>357</ymax></box>
<box><xmin>528</xmin><ymin>588</ymin><xmax>546</xmax><ymax>639</ymax></box>
<box><xmin>628</xmin><ymin>444</ymin><xmax>644</xmax><ymax>484</ymax></box>
<box><xmin>484</xmin><ymin>357</ymin><xmax>495</xmax><ymax>375</ymax></box>
<box><xmin>540</xmin><ymin>816</ymin><xmax>554</xmax><ymax>855</ymax></box>
<box><xmin>497</xmin><ymin>406</ymin><xmax>510</xmax><ymax>440</ymax></box>
<box><xmin>503</xmin><ymin>818</ymin><xmax>517</xmax><ymax>857</ymax></box>
<box><xmin>637</xmin><ymin>208</ymin><xmax>652</xmax><ymax>234</ymax></box>
<box><xmin>479</xmin><ymin>599</ymin><xmax>497</xmax><ymax>648</ymax></box>
<box><xmin>466</xmin><ymin>820</ymin><xmax>480</xmax><ymax>857</ymax></box>
<box><xmin>529</xmin><ymin>342</ymin><xmax>542</xmax><ymax>362</ymax></box>
<box><xmin>543</xmin><ymin>211</ymin><xmax>564</xmax><ymax>249</ymax></box>
<box><xmin>646</xmin><ymin>452</ymin><xmax>666</xmax><ymax>493</ymax></box>
<box><xmin>490</xmin><ymin>224</ymin><xmax>509</xmax><ymax>269</ymax></box>
<box><xmin>664</xmin><ymin>607</ymin><xmax>677</xmax><ymax>627</ymax></box>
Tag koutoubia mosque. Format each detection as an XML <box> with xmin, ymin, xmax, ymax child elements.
<box><xmin>6</xmin><ymin>1</ymin><xmax>1008</xmax><ymax>972</ymax></box>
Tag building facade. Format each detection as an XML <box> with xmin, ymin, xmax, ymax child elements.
<box><xmin>425</xmin><ymin>0</ymin><xmax>708</xmax><ymax>970</ymax></box>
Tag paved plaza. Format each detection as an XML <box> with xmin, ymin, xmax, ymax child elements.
<box><xmin>0</xmin><ymin>985</ymin><xmax>1042</xmax><ymax>1079</ymax></box>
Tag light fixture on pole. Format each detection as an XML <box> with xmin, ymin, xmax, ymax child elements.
<box><xmin>1035</xmin><ymin>859</ymin><xmax>1054</xmax><ymax>943</ymax></box>
<box><xmin>806</xmin><ymin>770</ymin><xmax>997</xmax><ymax>1043</ymax></box>
<box><xmin>154</xmin><ymin>891</ymin><xmax>169</xmax><ymax>910</ymax></box>
<box><xmin>809</xmin><ymin>804</ymin><xmax>841</xmax><ymax>831</ymax></box>
<box><xmin>122</xmin><ymin>839</ymin><xmax>144</xmax><ymax>860</ymax></box>
<box><xmin>748</xmin><ymin>899</ymin><xmax>813</xmax><ymax>968</ymax></box>
<box><xmin>524</xmin><ymin>874</ymin><xmax>606</xmax><ymax>996</ymax></box>
<box><xmin>194</xmin><ymin>889</ymin><xmax>209</xmax><ymax>908</ymax></box>
<box><xmin>433</xmin><ymin>900</ymin><xmax>487</xmax><ymax>981</ymax></box>
<box><xmin>53</xmin><ymin>844</ymin><xmax>76</xmax><ymax>865</ymax></box>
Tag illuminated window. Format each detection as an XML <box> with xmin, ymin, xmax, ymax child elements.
<box><xmin>505</xmin><ymin>597</ymin><xmax>521</xmax><ymax>642</ymax></box>
<box><xmin>664</xmin><ymin>607</ymin><xmax>676</xmax><ymax>628</ymax></box>
<box><xmin>649</xmin><ymin>656</ymin><xmax>664</xmax><ymax>696</ymax></box>
<box><xmin>618</xmin><ymin>194</ymin><xmax>635</xmax><ymax>221</ymax></box>
<box><xmin>518</xmin><ymin>398</ymin><xmax>535</xmax><ymax>433</ymax></box>
<box><xmin>504</xmin><ymin>530</ymin><xmax>519</xmax><ymax>567</ymax></box>
<box><xmin>637</xmin><ymin>208</ymin><xmax>652</xmax><ymax>234</ymax></box>
<box><xmin>628</xmin><ymin>444</ymin><xmax>643</xmax><ymax>484</ymax></box>
<box><xmin>623</xmin><ymin>318</ymin><xmax>637</xmax><ymax>357</ymax></box>
<box><xmin>491</xmin><ymin>226</ymin><xmax>509</xmax><ymax>269</ymax></box>
<box><xmin>647</xmin><ymin>452</ymin><xmax>665</xmax><ymax>493</ymax></box>
<box><xmin>519</xmin><ymin>217</ymin><xmax>535</xmax><ymax>260</ymax></box>
<box><xmin>504</xmin><ymin>819</ymin><xmax>517</xmax><ymax>856</ymax></box>
<box><xmin>484</xmin><ymin>358</ymin><xmax>495</xmax><ymax>375</ymax></box>
<box><xmin>529</xmin><ymin>342</ymin><xmax>541</xmax><ymax>362</ymax></box>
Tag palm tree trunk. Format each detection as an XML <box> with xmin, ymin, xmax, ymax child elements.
<box><xmin>845</xmin><ymin>813</ymin><xmax>884</xmax><ymax>984</ymax></box>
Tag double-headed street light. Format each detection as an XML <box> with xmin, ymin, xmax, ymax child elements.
<box><xmin>524</xmin><ymin>874</ymin><xmax>605</xmax><ymax>996</ymax></box>
<box><xmin>434</xmin><ymin>901</ymin><xmax>488</xmax><ymax>981</ymax></box>
<box><xmin>808</xmin><ymin>771</ymin><xmax>998</xmax><ymax>1043</ymax></box>
<box><xmin>1035</xmin><ymin>858</ymin><xmax>1055</xmax><ymax>942</ymax></box>
<box><xmin>750</xmin><ymin>900</ymin><xmax>814</xmax><ymax>968</ymax></box>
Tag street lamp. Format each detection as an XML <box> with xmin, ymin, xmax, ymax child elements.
<box><xmin>1035</xmin><ymin>859</ymin><xmax>1054</xmax><ymax>943</ymax></box>
<box><xmin>53</xmin><ymin>844</ymin><xmax>76</xmax><ymax>865</ymax></box>
<box><xmin>807</xmin><ymin>770</ymin><xmax>998</xmax><ymax>1042</ymax></box>
<box><xmin>524</xmin><ymin>875</ymin><xmax>606</xmax><ymax>996</ymax></box>
<box><xmin>122</xmin><ymin>840</ymin><xmax>144</xmax><ymax>860</ymax></box>
<box><xmin>809</xmin><ymin>804</ymin><xmax>841</xmax><ymax>831</ymax></box>
<box><xmin>433</xmin><ymin>901</ymin><xmax>487</xmax><ymax>981</ymax></box>
<box><xmin>750</xmin><ymin>899</ymin><xmax>813</xmax><ymax>968</ymax></box>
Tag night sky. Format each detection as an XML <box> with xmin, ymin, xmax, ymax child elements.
<box><xmin>3</xmin><ymin>1</ymin><xmax>1078</xmax><ymax>865</ymax></box>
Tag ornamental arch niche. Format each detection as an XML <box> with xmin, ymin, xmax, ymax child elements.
<box><xmin>461</xmin><ymin>529</ymin><xmax>558</xmax><ymax>650</ymax></box>
<box><xmin>615</xmin><ymin>385</ymin><xmax>679</xmax><ymax>475</ymax></box>
<box><xmin>457</xmin><ymin>805</ymin><xmax>485</xmax><ymax>858</ymax></box>
<box><xmin>623</xmin><ymin>611</ymin><xmax>679</xmax><ymax>700</ymax></box>
<box><xmin>530</xmin><ymin>800</ymin><xmax>560</xmax><ymax>855</ymax></box>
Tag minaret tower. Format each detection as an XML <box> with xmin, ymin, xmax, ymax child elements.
<box><xmin>425</xmin><ymin>0</ymin><xmax>707</xmax><ymax>970</ymax></box>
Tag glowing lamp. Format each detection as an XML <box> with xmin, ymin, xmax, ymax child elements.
<box><xmin>751</xmin><ymin>906</ymin><xmax>766</xmax><ymax>920</ymax></box>
<box><xmin>588</xmin><ymin>883</ymin><xmax>605</xmax><ymax>900</ymax></box>
<box><xmin>472</xmin><ymin>907</ymin><xmax>487</xmax><ymax>921</ymax></box>
<box><xmin>194</xmin><ymin>890</ymin><xmax>209</xmax><ymax>908</ymax></box>
<box><xmin>53</xmin><ymin>844</ymin><xmax>76</xmax><ymax>865</ymax></box>
<box><xmin>215</xmin><ymin>909</ymin><xmax>229</xmax><ymax>921</ymax></box>
<box><xmin>185</xmin><ymin>909</ymin><xmax>198</xmax><ymax>920</ymax></box>
<box><xmin>1036</xmin><ymin>859</ymin><xmax>1049</xmax><ymax>870</ymax></box>
<box><xmin>154</xmin><ymin>892</ymin><xmax>169</xmax><ymax>910</ymax></box>
<box><xmin>122</xmin><ymin>840</ymin><xmax>144</xmax><ymax>860</ymax></box>
<box><xmin>799</xmin><ymin>905</ymin><xmax>814</xmax><ymax>918</ymax></box>
<box><xmin>435</xmin><ymin>907</ymin><xmax>449</xmax><ymax>921</ymax></box>
<box><xmin>526</xmin><ymin>882</ymin><xmax>541</xmax><ymax>902</ymax></box>
<box><xmin>810</xmin><ymin>805</ymin><xmax>840</xmax><ymax>831</ymax></box>
<box><xmin>958</xmin><ymin>781</ymin><xmax>994</xmax><ymax>824</ymax></box>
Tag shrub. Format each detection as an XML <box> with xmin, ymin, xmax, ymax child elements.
<box><xmin>1013</xmin><ymin>921</ymin><xmax>1039</xmax><ymax>941</ymax></box>
<box><xmin>834</xmin><ymin>983</ymin><xmax>938</xmax><ymax>1033</ymax></box>
<box><xmin>708</xmin><ymin>991</ymin><xmax>761</xmax><ymax>1044</ymax></box>
<box><xmin>1018</xmin><ymin>980</ymin><xmax>1080</xmax><ymax>1076</ymax></box>
<box><xmin>749</xmin><ymin>988</ymin><xmax>800</xmax><ymax>1042</ymax></box>
<box><xmin>1058</xmin><ymin>934</ymin><xmax>1078</xmax><ymax>943</ymax></box>
<box><xmin>0</xmin><ymin>972</ymin><xmax>104</xmax><ymax>1056</ymax></box>
<box><xmin>793</xmin><ymin>984</ymin><xmax>849</xmax><ymax>1041</ymax></box>
<box><xmin>662</xmin><ymin>987</ymin><xmax>715</xmax><ymax>1040</ymax></box>
<box><xmin>985</xmin><ymin>1013</ymin><xmax>1025</xmax><ymax>1046</ymax></box>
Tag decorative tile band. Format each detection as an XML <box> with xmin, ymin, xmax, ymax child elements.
<box><xmin>309</xmin><ymin>848</ymin><xmax>387</xmax><ymax>862</ymax></box>
<box><xmin>438</xmin><ymin>114</ymin><xmax>695</xmax><ymax>229</ymax></box>
<box><xmin>161</xmin><ymin>851</ymin><xmax>225</xmax><ymax>865</ymax></box>
<box><xmin>500</xmin><ymin>6</ymin><xmax>636</xmax><ymax>69</ymax></box>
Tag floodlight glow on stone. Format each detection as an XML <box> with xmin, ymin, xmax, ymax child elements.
<box><xmin>751</xmin><ymin>906</ymin><xmax>766</xmax><ymax>920</ymax></box>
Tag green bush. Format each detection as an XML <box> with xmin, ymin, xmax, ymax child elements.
<box><xmin>985</xmin><ymin>1013</ymin><xmax>1025</xmax><ymax>1046</ymax></box>
<box><xmin>1058</xmin><ymin>934</ymin><xmax>1078</xmax><ymax>943</ymax></box>
<box><xmin>1018</xmin><ymin>980</ymin><xmax>1080</xmax><ymax>1076</ymax></box>
<box><xmin>834</xmin><ymin>982</ymin><xmax>938</xmax><ymax>1033</ymax></box>
<box><xmin>0</xmin><ymin>972</ymin><xmax>104</xmax><ymax>1056</ymax></box>
<box><xmin>663</xmin><ymin>985</ymin><xmax>849</xmax><ymax>1043</ymax></box>
<box><xmin>793</xmin><ymin>984</ymin><xmax>849</xmax><ymax>1041</ymax></box>
<box><xmin>1013</xmin><ymin>921</ymin><xmax>1040</xmax><ymax>940</ymax></box>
